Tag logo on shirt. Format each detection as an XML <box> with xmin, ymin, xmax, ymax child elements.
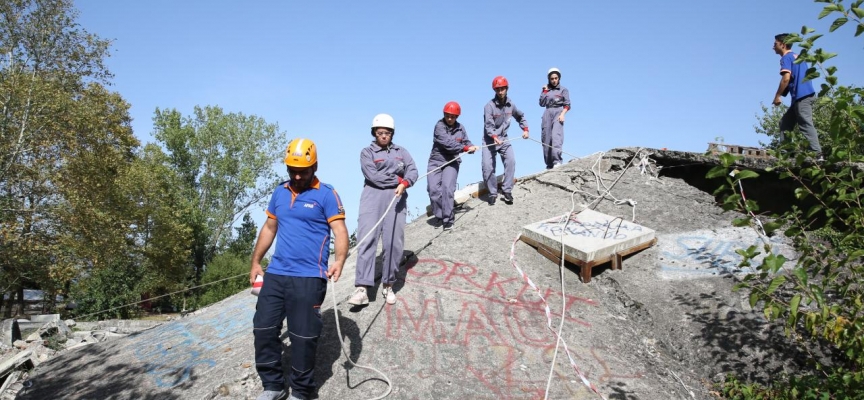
<box><xmin>304</xmin><ymin>203</ymin><xmax>315</xmax><ymax>209</ymax></box>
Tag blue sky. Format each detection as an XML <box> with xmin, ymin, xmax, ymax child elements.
<box><xmin>74</xmin><ymin>0</ymin><xmax>864</xmax><ymax>236</ymax></box>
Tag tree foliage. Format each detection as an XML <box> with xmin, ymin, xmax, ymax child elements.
<box><xmin>151</xmin><ymin>106</ymin><xmax>286</xmax><ymax>286</ymax></box>
<box><xmin>1</xmin><ymin>0</ymin><xmax>117</xmax><ymax>312</ymax></box>
<box><xmin>712</xmin><ymin>1</ymin><xmax>864</xmax><ymax>397</ymax></box>
<box><xmin>197</xmin><ymin>252</ymin><xmax>250</xmax><ymax>308</ymax></box>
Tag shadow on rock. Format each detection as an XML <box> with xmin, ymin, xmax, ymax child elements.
<box><xmin>311</xmin><ymin>308</ymin><xmax>361</xmax><ymax>395</ymax></box>
<box><xmin>671</xmin><ymin>291</ymin><xmax>816</xmax><ymax>385</ymax></box>
<box><xmin>17</xmin><ymin>345</ymin><xmax>186</xmax><ymax>400</ymax></box>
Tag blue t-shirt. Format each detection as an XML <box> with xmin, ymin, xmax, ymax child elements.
<box><xmin>780</xmin><ymin>52</ymin><xmax>816</xmax><ymax>102</ymax></box>
<box><xmin>265</xmin><ymin>178</ymin><xmax>346</xmax><ymax>278</ymax></box>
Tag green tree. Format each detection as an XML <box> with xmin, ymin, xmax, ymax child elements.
<box><xmin>0</xmin><ymin>0</ymin><xmax>115</xmax><ymax>312</ymax></box>
<box><xmin>712</xmin><ymin>2</ymin><xmax>864</xmax><ymax>398</ymax></box>
<box><xmin>151</xmin><ymin>106</ymin><xmax>286</xmax><ymax>286</ymax></box>
<box><xmin>226</xmin><ymin>212</ymin><xmax>257</xmax><ymax>257</ymax></box>
<box><xmin>197</xmin><ymin>252</ymin><xmax>249</xmax><ymax>308</ymax></box>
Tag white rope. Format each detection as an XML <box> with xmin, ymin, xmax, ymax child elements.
<box><xmin>513</xmin><ymin>148</ymin><xmax>645</xmax><ymax>399</ymax></box>
<box><xmin>326</xmin><ymin>137</ymin><xmax>517</xmax><ymax>399</ymax></box>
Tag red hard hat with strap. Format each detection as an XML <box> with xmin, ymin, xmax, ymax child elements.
<box><xmin>443</xmin><ymin>101</ymin><xmax>461</xmax><ymax>116</ymax></box>
<box><xmin>492</xmin><ymin>76</ymin><xmax>509</xmax><ymax>89</ymax></box>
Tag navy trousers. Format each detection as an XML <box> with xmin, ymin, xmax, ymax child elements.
<box><xmin>253</xmin><ymin>273</ymin><xmax>327</xmax><ymax>399</ymax></box>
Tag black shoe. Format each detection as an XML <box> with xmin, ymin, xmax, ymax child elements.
<box><xmin>442</xmin><ymin>222</ymin><xmax>453</xmax><ymax>231</ymax></box>
<box><xmin>488</xmin><ymin>196</ymin><xmax>496</xmax><ymax>205</ymax></box>
<box><xmin>503</xmin><ymin>193</ymin><xmax>513</xmax><ymax>204</ymax></box>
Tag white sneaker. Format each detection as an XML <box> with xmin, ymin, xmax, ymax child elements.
<box><xmin>382</xmin><ymin>287</ymin><xmax>397</xmax><ymax>305</ymax></box>
<box><xmin>256</xmin><ymin>390</ymin><xmax>288</xmax><ymax>400</ymax></box>
<box><xmin>347</xmin><ymin>287</ymin><xmax>369</xmax><ymax>305</ymax></box>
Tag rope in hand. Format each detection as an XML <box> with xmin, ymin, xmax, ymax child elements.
<box><xmin>327</xmin><ymin>137</ymin><xmax>516</xmax><ymax>399</ymax></box>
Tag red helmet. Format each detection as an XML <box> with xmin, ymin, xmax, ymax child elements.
<box><xmin>443</xmin><ymin>101</ymin><xmax>461</xmax><ymax>116</ymax></box>
<box><xmin>492</xmin><ymin>76</ymin><xmax>509</xmax><ymax>89</ymax></box>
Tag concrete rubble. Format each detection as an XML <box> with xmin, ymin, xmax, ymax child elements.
<box><xmin>0</xmin><ymin>315</ymin><xmax>162</xmax><ymax>399</ymax></box>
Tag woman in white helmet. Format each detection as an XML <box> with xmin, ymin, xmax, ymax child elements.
<box><xmin>539</xmin><ymin>67</ymin><xmax>571</xmax><ymax>169</ymax></box>
<box><xmin>348</xmin><ymin>114</ymin><xmax>418</xmax><ymax>306</ymax></box>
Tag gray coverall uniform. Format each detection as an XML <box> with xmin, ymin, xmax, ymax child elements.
<box><xmin>482</xmin><ymin>97</ymin><xmax>529</xmax><ymax>198</ymax></box>
<box><xmin>539</xmin><ymin>85</ymin><xmax>571</xmax><ymax>168</ymax></box>
<box><xmin>427</xmin><ymin>119</ymin><xmax>473</xmax><ymax>225</ymax></box>
<box><xmin>356</xmin><ymin>142</ymin><xmax>418</xmax><ymax>287</ymax></box>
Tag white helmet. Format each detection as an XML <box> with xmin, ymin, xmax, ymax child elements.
<box><xmin>371</xmin><ymin>113</ymin><xmax>395</xmax><ymax>131</ymax></box>
<box><xmin>547</xmin><ymin>67</ymin><xmax>561</xmax><ymax>77</ymax></box>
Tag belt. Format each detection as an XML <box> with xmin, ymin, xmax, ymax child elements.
<box><xmin>364</xmin><ymin>180</ymin><xmax>398</xmax><ymax>190</ymax></box>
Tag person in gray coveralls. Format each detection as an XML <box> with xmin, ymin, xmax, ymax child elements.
<box><xmin>483</xmin><ymin>75</ymin><xmax>529</xmax><ymax>205</ymax></box>
<box><xmin>539</xmin><ymin>67</ymin><xmax>570</xmax><ymax>169</ymax></box>
<box><xmin>348</xmin><ymin>114</ymin><xmax>419</xmax><ymax>306</ymax></box>
<box><xmin>427</xmin><ymin>101</ymin><xmax>478</xmax><ymax>231</ymax></box>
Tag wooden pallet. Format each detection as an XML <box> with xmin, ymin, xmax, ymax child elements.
<box><xmin>519</xmin><ymin>235</ymin><xmax>658</xmax><ymax>283</ymax></box>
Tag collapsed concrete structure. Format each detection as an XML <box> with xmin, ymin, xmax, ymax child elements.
<box><xmin>11</xmin><ymin>148</ymin><xmax>820</xmax><ymax>399</ymax></box>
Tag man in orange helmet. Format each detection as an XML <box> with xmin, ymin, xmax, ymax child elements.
<box><xmin>484</xmin><ymin>76</ymin><xmax>529</xmax><ymax>205</ymax></box>
<box><xmin>249</xmin><ymin>138</ymin><xmax>348</xmax><ymax>400</ymax></box>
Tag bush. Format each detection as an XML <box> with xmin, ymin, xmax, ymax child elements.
<box><xmin>711</xmin><ymin>2</ymin><xmax>864</xmax><ymax>398</ymax></box>
<box><xmin>197</xmin><ymin>252</ymin><xmax>250</xmax><ymax>307</ymax></box>
<box><xmin>70</xmin><ymin>260</ymin><xmax>145</xmax><ymax>320</ymax></box>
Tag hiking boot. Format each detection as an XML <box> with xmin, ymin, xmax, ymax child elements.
<box><xmin>816</xmin><ymin>153</ymin><xmax>825</xmax><ymax>162</ymax></box>
<box><xmin>502</xmin><ymin>193</ymin><xmax>513</xmax><ymax>204</ymax></box>
<box><xmin>382</xmin><ymin>286</ymin><xmax>397</xmax><ymax>305</ymax></box>
<box><xmin>347</xmin><ymin>287</ymin><xmax>369</xmax><ymax>306</ymax></box>
<box><xmin>442</xmin><ymin>222</ymin><xmax>453</xmax><ymax>231</ymax></box>
<box><xmin>256</xmin><ymin>390</ymin><xmax>288</xmax><ymax>400</ymax></box>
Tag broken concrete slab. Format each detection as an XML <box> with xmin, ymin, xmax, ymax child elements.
<box><xmin>0</xmin><ymin>350</ymin><xmax>32</xmax><ymax>379</ymax></box>
<box><xmin>0</xmin><ymin>369</ymin><xmax>22</xmax><ymax>398</ymax></box>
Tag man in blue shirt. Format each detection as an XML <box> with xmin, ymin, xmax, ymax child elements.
<box><xmin>773</xmin><ymin>33</ymin><xmax>822</xmax><ymax>159</ymax></box>
<box><xmin>250</xmin><ymin>138</ymin><xmax>348</xmax><ymax>400</ymax></box>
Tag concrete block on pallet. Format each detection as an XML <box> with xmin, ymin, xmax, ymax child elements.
<box><xmin>521</xmin><ymin>209</ymin><xmax>656</xmax><ymax>263</ymax></box>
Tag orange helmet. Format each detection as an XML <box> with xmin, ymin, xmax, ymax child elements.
<box><xmin>492</xmin><ymin>76</ymin><xmax>509</xmax><ymax>89</ymax></box>
<box><xmin>443</xmin><ymin>101</ymin><xmax>461</xmax><ymax>116</ymax></box>
<box><xmin>284</xmin><ymin>138</ymin><xmax>317</xmax><ymax>168</ymax></box>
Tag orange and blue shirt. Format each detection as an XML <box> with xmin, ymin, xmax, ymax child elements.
<box><xmin>265</xmin><ymin>177</ymin><xmax>345</xmax><ymax>279</ymax></box>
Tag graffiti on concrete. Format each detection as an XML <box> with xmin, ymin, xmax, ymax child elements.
<box><xmin>658</xmin><ymin>229</ymin><xmax>791</xmax><ymax>279</ymax></box>
<box><xmin>123</xmin><ymin>298</ymin><xmax>254</xmax><ymax>387</ymax></box>
<box><xmin>379</xmin><ymin>258</ymin><xmax>645</xmax><ymax>398</ymax></box>
<box><xmin>535</xmin><ymin>214</ymin><xmax>642</xmax><ymax>240</ymax></box>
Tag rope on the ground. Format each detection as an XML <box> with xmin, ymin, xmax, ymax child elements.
<box><xmin>509</xmin><ymin>145</ymin><xmax>648</xmax><ymax>399</ymax></box>
<box><xmin>504</xmin><ymin>150</ymin><xmax>613</xmax><ymax>400</ymax></box>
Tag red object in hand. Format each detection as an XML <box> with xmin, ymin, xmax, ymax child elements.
<box><xmin>251</xmin><ymin>275</ymin><xmax>263</xmax><ymax>296</ymax></box>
